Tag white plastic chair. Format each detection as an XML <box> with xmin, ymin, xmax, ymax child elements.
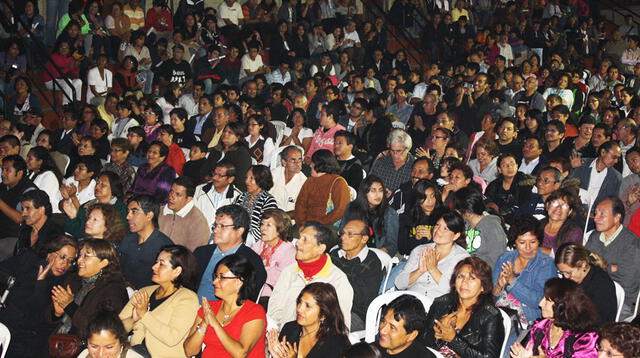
<box><xmin>428</xmin><ymin>347</ymin><xmax>445</xmax><ymax>358</ymax></box>
<box><xmin>498</xmin><ymin>308</ymin><xmax>512</xmax><ymax>358</ymax></box>
<box><xmin>0</xmin><ymin>322</ymin><xmax>10</xmax><ymax>358</ymax></box>
<box><xmin>624</xmin><ymin>291</ymin><xmax>640</xmax><ymax>322</ymax></box>
<box><xmin>614</xmin><ymin>281</ymin><xmax>625</xmax><ymax>322</ymax></box>
<box><xmin>348</xmin><ymin>186</ymin><xmax>357</xmax><ymax>201</ymax></box>
<box><xmin>369</xmin><ymin>248</ymin><xmax>400</xmax><ymax>293</ymax></box>
<box><xmin>270</xmin><ymin>120</ymin><xmax>287</xmax><ymax>147</ymax></box>
<box><xmin>364</xmin><ymin>291</ymin><xmax>433</xmax><ymax>343</ymax></box>
<box><xmin>182</xmin><ymin>147</ymin><xmax>190</xmax><ymax>159</ymax></box>
<box><xmin>126</xmin><ymin>286</ymin><xmax>136</xmax><ymax>299</ymax></box>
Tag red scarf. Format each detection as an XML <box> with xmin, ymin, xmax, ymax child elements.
<box><xmin>297</xmin><ymin>254</ymin><xmax>328</xmax><ymax>280</ymax></box>
<box><xmin>259</xmin><ymin>240</ymin><xmax>283</xmax><ymax>267</ymax></box>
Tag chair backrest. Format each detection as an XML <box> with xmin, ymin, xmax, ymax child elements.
<box><xmin>0</xmin><ymin>322</ymin><xmax>10</xmax><ymax>358</ymax></box>
<box><xmin>498</xmin><ymin>308</ymin><xmax>512</xmax><ymax>358</ymax></box>
<box><xmin>126</xmin><ymin>286</ymin><xmax>136</xmax><ymax>299</ymax></box>
<box><xmin>625</xmin><ymin>291</ymin><xmax>640</xmax><ymax>323</ymax></box>
<box><xmin>428</xmin><ymin>347</ymin><xmax>445</xmax><ymax>358</ymax></box>
<box><xmin>271</xmin><ymin>120</ymin><xmax>287</xmax><ymax>147</ymax></box>
<box><xmin>614</xmin><ymin>281</ymin><xmax>625</xmax><ymax>322</ymax></box>
<box><xmin>364</xmin><ymin>291</ymin><xmax>433</xmax><ymax>343</ymax></box>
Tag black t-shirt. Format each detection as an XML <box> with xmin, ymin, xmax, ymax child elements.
<box><xmin>0</xmin><ymin>178</ymin><xmax>36</xmax><ymax>238</ymax></box>
<box><xmin>158</xmin><ymin>60</ymin><xmax>192</xmax><ymax>85</ymax></box>
<box><xmin>374</xmin><ymin>341</ymin><xmax>436</xmax><ymax>358</ymax></box>
<box><xmin>174</xmin><ymin>131</ymin><xmax>197</xmax><ymax>149</ymax></box>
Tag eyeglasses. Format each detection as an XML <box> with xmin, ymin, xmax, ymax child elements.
<box><xmin>548</xmin><ymin>200</ymin><xmax>570</xmax><ymax>209</ymax></box>
<box><xmin>596</xmin><ymin>344</ymin><xmax>623</xmax><ymax>357</ymax></box>
<box><xmin>536</xmin><ymin>177</ymin><xmax>557</xmax><ymax>185</ymax></box>
<box><xmin>212</xmin><ymin>223</ymin><xmax>235</xmax><ymax>230</ymax></box>
<box><xmin>213</xmin><ymin>273</ymin><xmax>240</xmax><ymax>281</ymax></box>
<box><xmin>212</xmin><ymin>172</ymin><xmax>228</xmax><ymax>178</ymax></box>
<box><xmin>389</xmin><ymin>149</ymin><xmax>406</xmax><ymax>154</ymax></box>
<box><xmin>338</xmin><ymin>230</ymin><xmax>366</xmax><ymax>238</ymax></box>
<box><xmin>55</xmin><ymin>254</ymin><xmax>77</xmax><ymax>265</ymax></box>
<box><xmin>430</xmin><ymin>135</ymin><xmax>446</xmax><ymax>140</ymax></box>
<box><xmin>78</xmin><ymin>253</ymin><xmax>98</xmax><ymax>260</ymax></box>
<box><xmin>143</xmin><ymin>111</ymin><xmax>155</xmax><ymax>115</ymax></box>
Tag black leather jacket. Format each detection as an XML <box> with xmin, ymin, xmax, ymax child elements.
<box><xmin>424</xmin><ymin>293</ymin><xmax>505</xmax><ymax>358</ymax></box>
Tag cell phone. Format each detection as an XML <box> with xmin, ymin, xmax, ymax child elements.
<box><xmin>463</xmin><ymin>83</ymin><xmax>473</xmax><ymax>89</ymax></box>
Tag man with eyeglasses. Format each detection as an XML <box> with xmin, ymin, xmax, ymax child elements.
<box><xmin>570</xmin><ymin>141</ymin><xmax>623</xmax><ymax>213</ymax></box>
<box><xmin>194</xmin><ymin>204</ymin><xmax>266</xmax><ymax>302</ymax></box>
<box><xmin>338</xmin><ymin>98</ymin><xmax>367</xmax><ymax>138</ymax></box>
<box><xmin>516</xmin><ymin>167</ymin><xmax>562</xmax><ymax>220</ymax></box>
<box><xmin>270</xmin><ymin>146</ymin><xmax>306</xmax><ymax>214</ymax></box>
<box><xmin>329</xmin><ymin>219</ymin><xmax>383</xmax><ymax>331</ymax></box>
<box><xmin>370</xmin><ymin>129</ymin><xmax>415</xmax><ymax>193</ymax></box>
<box><xmin>194</xmin><ymin>160</ymin><xmax>243</xmax><ymax>231</ymax></box>
<box><xmin>513</xmin><ymin>76</ymin><xmax>546</xmax><ymax>112</ymax></box>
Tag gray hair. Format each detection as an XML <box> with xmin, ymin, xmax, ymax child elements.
<box><xmin>387</xmin><ymin>129</ymin><xmax>412</xmax><ymax>150</ymax></box>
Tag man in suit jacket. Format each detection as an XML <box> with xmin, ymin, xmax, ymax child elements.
<box><xmin>193</xmin><ymin>204</ymin><xmax>266</xmax><ymax>302</ymax></box>
<box><xmin>53</xmin><ymin>113</ymin><xmax>79</xmax><ymax>157</ymax></box>
<box><xmin>185</xmin><ymin>95</ymin><xmax>216</xmax><ymax>143</ymax></box>
<box><xmin>570</xmin><ymin>140</ymin><xmax>623</xmax><ymax>215</ymax></box>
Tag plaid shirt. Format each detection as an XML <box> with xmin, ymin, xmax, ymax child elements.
<box><xmin>369</xmin><ymin>153</ymin><xmax>415</xmax><ymax>192</ymax></box>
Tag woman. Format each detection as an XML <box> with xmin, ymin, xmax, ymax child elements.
<box><xmin>86</xmin><ymin>54</ymin><xmax>113</xmax><ymax>105</ymax></box>
<box><xmin>424</xmin><ymin>256</ymin><xmax>505</xmax><ymax>357</ymax></box>
<box><xmin>126</xmin><ymin>126</ymin><xmax>149</xmax><ymax>167</ymax></box>
<box><xmin>509</xmin><ymin>278</ymin><xmax>599</xmax><ymax>358</ymax></box>
<box><xmin>246</xmin><ymin>114</ymin><xmax>276</xmax><ymax>166</ymax></box>
<box><xmin>123</xmin><ymin>29</ymin><xmax>153</xmax><ymax>94</ymax></box>
<box><xmin>398</xmin><ymin>179</ymin><xmax>444</xmax><ymax>256</ymax></box>
<box><xmin>4</xmin><ymin>75</ymin><xmax>41</xmax><ymax>124</ymax></box>
<box><xmin>441</xmin><ymin>162</ymin><xmax>477</xmax><ymax>207</ymax></box>
<box><xmin>184</xmin><ymin>254</ymin><xmax>266</xmax><ymax>358</ymax></box>
<box><xmin>114</xmin><ymin>55</ymin><xmax>143</xmax><ymax>97</ymax></box>
<box><xmin>251</xmin><ymin>208</ymin><xmax>296</xmax><ymax>306</ymax></box>
<box><xmin>453</xmin><ymin>187</ymin><xmax>508</xmax><ymax>268</ymax></box>
<box><xmin>78</xmin><ymin>310</ymin><xmax>144</xmax><ymax>358</ymax></box>
<box><xmin>84</xmin><ymin>203</ymin><xmax>127</xmax><ymax>243</ymax></box>
<box><xmin>485</xmin><ymin>153</ymin><xmax>534</xmax><ymax>225</ymax></box>
<box><xmin>325</xmin><ymin>27</ymin><xmax>346</xmax><ymax>60</ymax></box>
<box><xmin>281</xmin><ymin>108</ymin><xmax>313</xmax><ymax>154</ymax></box>
<box><xmin>565</xmin><ymin>117</ymin><xmax>596</xmax><ymax>157</ymax></box>
<box><xmin>26</xmin><ymin>146</ymin><xmax>63</xmax><ymax>214</ymax></box>
<box><xmin>596</xmin><ymin>323</ymin><xmax>640</xmax><ymax>358</ymax></box>
<box><xmin>78</xmin><ymin>104</ymin><xmax>100</xmax><ymax>137</ymax></box>
<box><xmin>105</xmin><ymin>1</ymin><xmax>131</xmax><ymax>51</ymax></box>
<box><xmin>520</xmin><ymin>109</ymin><xmax>545</xmax><ymax>141</ymax></box>
<box><xmin>206</xmin><ymin>122</ymin><xmax>252</xmax><ymax>191</ymax></box>
<box><xmin>291</xmin><ymin>23</ymin><xmax>310</xmax><ymax>60</ymax></box>
<box><xmin>156</xmin><ymin>83</ymin><xmax>181</xmax><ymax>124</ymax></box>
<box><xmin>270</xmin><ymin>20</ymin><xmax>295</xmax><ymax>66</ymax></box>
<box><xmin>43</xmin><ymin>40</ymin><xmax>82</xmax><ymax>105</ymax></box>
<box><xmin>295</xmin><ymin>149</ymin><xmax>350</xmax><ymax>227</ymax></box>
<box><xmin>555</xmin><ymin>243</ymin><xmax>616</xmax><ymax>326</ymax></box>
<box><xmin>468</xmin><ymin>138</ymin><xmax>500</xmax><ymax>184</ymax></box>
<box><xmin>395</xmin><ymin>210</ymin><xmax>471</xmax><ymax>300</ymax></box>
<box><xmin>48</xmin><ymin>239</ymin><xmax>128</xmax><ymax>336</ymax></box>
<box><xmin>142</xmin><ymin>102</ymin><xmax>163</xmax><ymax>143</ymax></box>
<box><xmin>341</xmin><ymin>175</ymin><xmax>400</xmax><ymax>256</ymax></box>
<box><xmin>91</xmin><ymin>118</ymin><xmax>112</xmax><ymax>159</ymax></box>
<box><xmin>465</xmin><ymin>114</ymin><xmax>498</xmax><ymax>164</ymax></box>
<box><xmin>335</xmin><ymin>51</ymin><xmax>354</xmax><ymax>82</ymax></box>
<box><xmin>234</xmin><ymin>165</ymin><xmax>278</xmax><ymax>247</ymax></box>
<box><xmin>493</xmin><ymin>215</ymin><xmax>558</xmax><ymax>348</ymax></box>
<box><xmin>267</xmin><ymin>282</ymin><xmax>350</xmax><ymax>358</ymax></box>
<box><xmin>64</xmin><ymin>170</ymin><xmax>128</xmax><ymax>239</ymax></box>
<box><xmin>84</xmin><ymin>0</ymin><xmax>108</xmax><ymax>61</ymax></box>
<box><xmin>129</xmin><ymin>141</ymin><xmax>176</xmax><ymax>203</ymax></box>
<box><xmin>156</xmin><ymin>125</ymin><xmax>185</xmax><ymax>175</ymax></box>
<box><xmin>0</xmin><ymin>236</ymin><xmax>78</xmax><ymax>358</ymax></box>
<box><xmin>419</xmin><ymin>127</ymin><xmax>452</xmax><ymax>171</ymax></box>
<box><xmin>582</xmin><ymin>93</ymin><xmax>603</xmax><ymax>123</ymax></box>
<box><xmin>540</xmin><ymin>188</ymin><xmax>583</xmax><ymax>255</ymax></box>
<box><xmin>120</xmin><ymin>245</ymin><xmax>200</xmax><ymax>358</ymax></box>
<box><xmin>58</xmin><ymin>155</ymin><xmax>102</xmax><ymax>212</ymax></box>
<box><xmin>542</xmin><ymin>73</ymin><xmax>575</xmax><ymax>109</ymax></box>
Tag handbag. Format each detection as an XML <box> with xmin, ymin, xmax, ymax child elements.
<box><xmin>48</xmin><ymin>334</ymin><xmax>84</xmax><ymax>358</ymax></box>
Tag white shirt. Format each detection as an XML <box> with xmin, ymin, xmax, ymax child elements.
<box><xmin>283</xmin><ymin>127</ymin><xmax>313</xmax><ymax>153</ymax></box>
<box><xmin>86</xmin><ymin>67</ymin><xmax>113</xmax><ymax>103</ymax></box>
<box><xmin>269</xmin><ymin>166</ymin><xmax>307</xmax><ymax>212</ymax></box>
<box><xmin>343</xmin><ymin>29</ymin><xmax>360</xmax><ymax>49</ymax></box>
<box><xmin>245</xmin><ymin>135</ymin><xmax>275</xmax><ymax>166</ymax></box>
<box><xmin>239</xmin><ymin>54</ymin><xmax>264</xmax><ymax>80</ymax></box>
<box><xmin>57</xmin><ymin>177</ymin><xmax>97</xmax><ymax>208</ymax></box>
<box><xmin>520</xmin><ymin>157</ymin><xmax>540</xmax><ymax>175</ymax></box>
<box><xmin>217</xmin><ymin>1</ymin><xmax>244</xmax><ymax>27</ymax></box>
<box><xmin>587</xmin><ymin>160</ymin><xmax>608</xmax><ymax>205</ymax></box>
<box><xmin>179</xmin><ymin>94</ymin><xmax>199</xmax><ymax>117</ymax></box>
<box><xmin>162</xmin><ymin>199</ymin><xmax>194</xmax><ymax>217</ymax></box>
<box><xmin>31</xmin><ymin>171</ymin><xmax>61</xmax><ymax>214</ymax></box>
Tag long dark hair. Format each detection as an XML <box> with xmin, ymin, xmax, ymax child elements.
<box><xmin>448</xmin><ymin>256</ymin><xmax>494</xmax><ymax>313</ymax></box>
<box><xmin>410</xmin><ymin>179</ymin><xmax>443</xmax><ymax>224</ymax></box>
<box><xmin>343</xmin><ymin>175</ymin><xmax>389</xmax><ymax>243</ymax></box>
<box><xmin>159</xmin><ymin>245</ymin><xmax>199</xmax><ymax>291</ymax></box>
<box><xmin>215</xmin><ymin>254</ymin><xmax>256</xmax><ymax>305</ymax></box>
<box><xmin>28</xmin><ymin>146</ymin><xmax>63</xmax><ymax>184</ymax></box>
<box><xmin>297</xmin><ymin>283</ymin><xmax>349</xmax><ymax>345</ymax></box>
<box><xmin>81</xmin><ymin>239</ymin><xmax>125</xmax><ymax>283</ymax></box>
<box><xmin>543</xmin><ymin>278</ymin><xmax>598</xmax><ymax>332</ymax></box>
<box><xmin>83</xmin><ymin>310</ymin><xmax>131</xmax><ymax>352</ymax></box>
<box><xmin>541</xmin><ymin>188</ymin><xmax>583</xmax><ymax>250</ymax></box>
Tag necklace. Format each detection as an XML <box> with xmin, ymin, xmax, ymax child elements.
<box><xmin>220</xmin><ymin>303</ymin><xmax>241</xmax><ymax>326</ymax></box>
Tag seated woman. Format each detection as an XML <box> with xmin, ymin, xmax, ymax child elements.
<box><xmin>5</xmin><ymin>76</ymin><xmax>41</xmax><ymax>124</ymax></box>
<box><xmin>142</xmin><ymin>102</ymin><xmax>163</xmax><ymax>143</ymax></box>
<box><xmin>280</xmin><ymin>108</ymin><xmax>313</xmax><ymax>154</ymax></box>
<box><xmin>424</xmin><ymin>256</ymin><xmax>505</xmax><ymax>358</ymax></box>
<box><xmin>398</xmin><ymin>179</ymin><xmax>445</xmax><ymax>256</ymax></box>
<box><xmin>251</xmin><ymin>209</ymin><xmax>296</xmax><ymax>306</ymax></box>
<box><xmin>246</xmin><ymin>114</ymin><xmax>276</xmax><ymax>167</ymax></box>
<box><xmin>509</xmin><ymin>278</ymin><xmax>599</xmax><ymax>358</ymax></box>
<box><xmin>44</xmin><ymin>40</ymin><xmax>82</xmax><ymax>105</ymax></box>
<box><xmin>184</xmin><ymin>254</ymin><xmax>266</xmax><ymax>358</ymax></box>
<box><xmin>234</xmin><ymin>165</ymin><xmax>278</xmax><ymax>246</ymax></box>
<box><xmin>395</xmin><ymin>210</ymin><xmax>470</xmax><ymax>300</ymax></box>
<box><xmin>204</xmin><ymin>122</ymin><xmax>252</xmax><ymax>191</ymax></box>
<box><xmin>58</xmin><ymin>156</ymin><xmax>102</xmax><ymax>213</ymax></box>
<box><xmin>493</xmin><ymin>215</ymin><xmax>558</xmax><ymax>350</ymax></box>
<box><xmin>126</xmin><ymin>126</ymin><xmax>149</xmax><ymax>167</ymax></box>
<box><xmin>26</xmin><ymin>146</ymin><xmax>63</xmax><ymax>214</ymax></box>
<box><xmin>63</xmin><ymin>171</ymin><xmax>127</xmax><ymax>239</ymax></box>
<box><xmin>341</xmin><ymin>175</ymin><xmax>400</xmax><ymax>256</ymax></box>
<box><xmin>78</xmin><ymin>312</ymin><xmax>144</xmax><ymax>357</ymax></box>
<box><xmin>467</xmin><ymin>138</ymin><xmax>500</xmax><ymax>184</ymax></box>
<box><xmin>555</xmin><ymin>243</ymin><xmax>617</xmax><ymax>326</ymax></box>
<box><xmin>453</xmin><ymin>187</ymin><xmax>508</xmax><ymax>268</ymax></box>
<box><xmin>484</xmin><ymin>153</ymin><xmax>533</xmax><ymax>225</ymax></box>
<box><xmin>120</xmin><ymin>245</ymin><xmax>200</xmax><ymax>358</ymax></box>
<box><xmin>597</xmin><ymin>322</ymin><xmax>640</xmax><ymax>358</ymax></box>
<box><xmin>540</xmin><ymin>188</ymin><xmax>583</xmax><ymax>256</ymax></box>
<box><xmin>267</xmin><ymin>282</ymin><xmax>350</xmax><ymax>358</ymax></box>
<box><xmin>48</xmin><ymin>239</ymin><xmax>128</xmax><ymax>336</ymax></box>
<box><xmin>0</xmin><ymin>235</ymin><xmax>78</xmax><ymax>358</ymax></box>
<box><xmin>128</xmin><ymin>141</ymin><xmax>176</xmax><ymax>203</ymax></box>
<box><xmin>83</xmin><ymin>203</ymin><xmax>127</xmax><ymax>243</ymax></box>
<box><xmin>441</xmin><ymin>162</ymin><xmax>478</xmax><ymax>207</ymax></box>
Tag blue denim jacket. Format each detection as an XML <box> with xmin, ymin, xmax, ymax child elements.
<box><xmin>492</xmin><ymin>248</ymin><xmax>558</xmax><ymax>324</ymax></box>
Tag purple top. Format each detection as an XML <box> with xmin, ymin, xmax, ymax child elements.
<box><xmin>129</xmin><ymin>162</ymin><xmax>176</xmax><ymax>204</ymax></box>
<box><xmin>526</xmin><ymin>318</ymin><xmax>598</xmax><ymax>358</ymax></box>
<box><xmin>543</xmin><ymin>226</ymin><xmax>583</xmax><ymax>252</ymax></box>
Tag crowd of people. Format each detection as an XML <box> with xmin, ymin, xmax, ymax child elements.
<box><xmin>1</xmin><ymin>0</ymin><xmax>640</xmax><ymax>357</ymax></box>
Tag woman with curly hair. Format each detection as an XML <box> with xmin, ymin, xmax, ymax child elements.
<box><xmin>84</xmin><ymin>202</ymin><xmax>127</xmax><ymax>244</ymax></box>
<box><xmin>540</xmin><ymin>188</ymin><xmax>583</xmax><ymax>256</ymax></box>
<box><xmin>597</xmin><ymin>322</ymin><xmax>640</xmax><ymax>358</ymax></box>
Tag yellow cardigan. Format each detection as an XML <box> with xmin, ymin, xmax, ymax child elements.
<box><xmin>120</xmin><ymin>285</ymin><xmax>200</xmax><ymax>358</ymax></box>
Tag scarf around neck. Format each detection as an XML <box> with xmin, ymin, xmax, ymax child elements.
<box><xmin>297</xmin><ymin>254</ymin><xmax>328</xmax><ymax>280</ymax></box>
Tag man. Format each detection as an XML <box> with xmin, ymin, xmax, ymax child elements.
<box><xmin>506</xmin><ymin>73</ymin><xmax>525</xmax><ymax>102</ymax></box>
<box><xmin>339</xmin><ymin>98</ymin><xmax>367</xmax><ymax>137</ymax></box>
<box><xmin>541</xmin><ymin>120</ymin><xmax>571</xmax><ymax>164</ymax></box>
<box><xmin>520</xmin><ymin>136</ymin><xmax>544</xmax><ymax>175</ymax></box>
<box><xmin>103</xmin><ymin>138</ymin><xmax>136</xmax><ymax>194</ymax></box>
<box><xmin>0</xmin><ymin>135</ymin><xmax>21</xmax><ymax>176</ymax></box>
<box><xmin>512</xmin><ymin>77</ymin><xmax>546</xmax><ymax>112</ymax></box>
<box><xmin>238</xmin><ymin>41</ymin><xmax>269</xmax><ymax>84</ymax></box>
<box><xmin>0</xmin><ymin>155</ymin><xmax>35</xmax><ymax>259</ymax></box>
<box><xmin>310</xmin><ymin>53</ymin><xmax>337</xmax><ymax>77</ymax></box>
<box><xmin>193</xmin><ymin>204</ymin><xmax>266</xmax><ymax>301</ymax></box>
<box><xmin>586</xmin><ymin>197</ymin><xmax>640</xmax><ymax>320</ymax></box>
<box><xmin>588</xmin><ymin>59</ymin><xmax>612</xmax><ymax>92</ymax></box>
<box><xmin>179</xmin><ymin>81</ymin><xmax>204</xmax><ymax>117</ymax></box>
<box><xmin>434</xmin><ymin>111</ymin><xmax>469</xmax><ymax>151</ymax></box>
<box><xmin>267</xmin><ymin>61</ymin><xmax>292</xmax><ymax>85</ymax></box>
<box><xmin>186</xmin><ymin>95</ymin><xmax>215</xmax><ymax>140</ymax></box>
<box><xmin>550</xmin><ymin>105</ymin><xmax>578</xmax><ymax>138</ymax></box>
<box><xmin>454</xmin><ymin>73</ymin><xmax>492</xmax><ymax>135</ymax></box>
<box><xmin>334</xmin><ymin>131</ymin><xmax>364</xmax><ymax>190</ymax></box>
<box><xmin>571</xmin><ymin>141</ymin><xmax>623</xmax><ymax>210</ymax></box>
<box><xmin>389</xmin><ymin>157</ymin><xmax>435</xmax><ymax>215</ymax></box>
<box><xmin>267</xmin><ymin>221</ymin><xmax>353</xmax><ymax>328</ymax></box>
<box><xmin>119</xmin><ymin>195</ymin><xmax>174</xmax><ymax>289</ymax></box>
<box><xmin>496</xmin><ymin>118</ymin><xmax>521</xmax><ymax>160</ymax></box>
<box><xmin>158</xmin><ymin>177</ymin><xmax>210</xmax><ymax>251</ymax></box>
<box><xmin>16</xmin><ymin>189</ymin><xmax>63</xmax><ymax>256</ymax></box>
<box><xmin>304</xmin><ymin>100</ymin><xmax>346</xmax><ymax>162</ymax></box>
<box><xmin>24</xmin><ymin>108</ymin><xmax>46</xmax><ymax>146</ymax></box>
<box><xmin>407</xmin><ymin>93</ymin><xmax>438</xmax><ymax>150</ymax></box>
<box><xmin>517</xmin><ymin>167</ymin><xmax>562</xmax><ymax>219</ymax></box>
<box><xmin>53</xmin><ymin>113</ymin><xmax>79</xmax><ymax>157</ymax></box>
<box><xmin>169</xmin><ymin>108</ymin><xmax>197</xmax><ymax>149</ymax></box>
<box><xmin>375</xmin><ymin>295</ymin><xmax>435</xmax><ymax>357</ymax></box>
<box><xmin>616</xmin><ymin>118</ymin><xmax>638</xmax><ymax>176</ymax></box>
<box><xmin>270</xmin><ymin>146</ymin><xmax>306</xmax><ymax>214</ymax></box>
<box><xmin>183</xmin><ymin>141</ymin><xmax>209</xmax><ymax>185</ymax></box>
<box><xmin>620</xmin><ymin>148</ymin><xmax>640</xmax><ymax>226</ymax></box>
<box><xmin>330</xmin><ymin>219</ymin><xmax>383</xmax><ymax>331</ymax></box>
<box><xmin>370</xmin><ymin>129</ymin><xmax>415</xmax><ymax>193</ymax></box>
<box><xmin>193</xmin><ymin>160</ymin><xmax>243</xmax><ymax>230</ymax></box>
<box><xmin>157</xmin><ymin>44</ymin><xmax>193</xmax><ymax>89</ymax></box>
